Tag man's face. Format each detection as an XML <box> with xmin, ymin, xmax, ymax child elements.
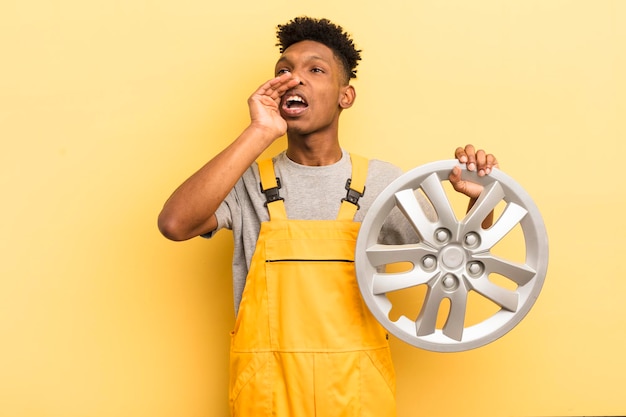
<box><xmin>274</xmin><ymin>40</ymin><xmax>352</xmax><ymax>136</ymax></box>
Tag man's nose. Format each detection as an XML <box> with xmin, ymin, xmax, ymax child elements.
<box><xmin>290</xmin><ymin>69</ymin><xmax>306</xmax><ymax>85</ymax></box>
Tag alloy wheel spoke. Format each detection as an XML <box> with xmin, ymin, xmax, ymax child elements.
<box><xmin>421</xmin><ymin>172</ymin><xmax>457</xmax><ymax>226</ymax></box>
<box><xmin>466</xmin><ymin>276</ymin><xmax>519</xmax><ymax>312</ymax></box>
<box><xmin>372</xmin><ymin>270</ymin><xmax>437</xmax><ymax>295</ymax></box>
<box><xmin>461</xmin><ymin>181</ymin><xmax>505</xmax><ymax>233</ymax></box>
<box><xmin>366</xmin><ymin>243</ymin><xmax>436</xmax><ymax>268</ymax></box>
<box><xmin>478</xmin><ymin>202</ymin><xmax>528</xmax><ymax>251</ymax></box>
<box><xmin>473</xmin><ymin>253</ymin><xmax>536</xmax><ymax>286</ymax></box>
<box><xmin>395</xmin><ymin>189</ymin><xmax>437</xmax><ymax>245</ymax></box>
<box><xmin>443</xmin><ymin>286</ymin><xmax>469</xmax><ymax>341</ymax></box>
<box><xmin>415</xmin><ymin>286</ymin><xmax>443</xmax><ymax>337</ymax></box>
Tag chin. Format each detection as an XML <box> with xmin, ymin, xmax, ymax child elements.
<box><xmin>286</xmin><ymin>121</ymin><xmax>314</xmax><ymax>136</ymax></box>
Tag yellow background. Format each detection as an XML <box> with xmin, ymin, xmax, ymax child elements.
<box><xmin>1</xmin><ymin>1</ymin><xmax>625</xmax><ymax>416</ymax></box>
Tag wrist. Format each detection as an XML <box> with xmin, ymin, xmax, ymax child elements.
<box><xmin>245</xmin><ymin>122</ymin><xmax>283</xmax><ymax>146</ymax></box>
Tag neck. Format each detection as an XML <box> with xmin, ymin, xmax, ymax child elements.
<box><xmin>285</xmin><ymin>134</ymin><xmax>342</xmax><ymax>166</ymax></box>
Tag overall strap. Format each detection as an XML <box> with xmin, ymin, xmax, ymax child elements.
<box><xmin>337</xmin><ymin>154</ymin><xmax>369</xmax><ymax>221</ymax></box>
<box><xmin>258</xmin><ymin>158</ymin><xmax>287</xmax><ymax>221</ymax></box>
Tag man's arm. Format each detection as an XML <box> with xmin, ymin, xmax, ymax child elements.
<box><xmin>157</xmin><ymin>73</ymin><xmax>300</xmax><ymax>241</ymax></box>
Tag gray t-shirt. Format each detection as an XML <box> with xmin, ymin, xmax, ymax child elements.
<box><xmin>209</xmin><ymin>149</ymin><xmax>429</xmax><ymax>314</ymax></box>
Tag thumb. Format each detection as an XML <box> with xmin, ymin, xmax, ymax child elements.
<box><xmin>448</xmin><ymin>166</ymin><xmax>463</xmax><ymax>192</ymax></box>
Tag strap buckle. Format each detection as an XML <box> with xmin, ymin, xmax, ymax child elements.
<box><xmin>260</xmin><ymin>177</ymin><xmax>283</xmax><ymax>207</ymax></box>
<box><xmin>342</xmin><ymin>178</ymin><xmax>365</xmax><ymax>209</ymax></box>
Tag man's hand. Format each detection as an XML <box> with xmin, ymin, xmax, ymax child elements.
<box><xmin>448</xmin><ymin>144</ymin><xmax>499</xmax><ymax>200</ymax></box>
<box><xmin>247</xmin><ymin>73</ymin><xmax>301</xmax><ymax>139</ymax></box>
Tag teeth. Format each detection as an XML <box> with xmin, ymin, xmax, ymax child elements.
<box><xmin>286</xmin><ymin>95</ymin><xmax>304</xmax><ymax>103</ymax></box>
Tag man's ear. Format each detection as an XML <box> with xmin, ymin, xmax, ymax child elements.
<box><xmin>339</xmin><ymin>85</ymin><xmax>356</xmax><ymax>109</ymax></box>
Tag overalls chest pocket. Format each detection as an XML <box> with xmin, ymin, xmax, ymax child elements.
<box><xmin>264</xmin><ymin>233</ymin><xmax>365</xmax><ymax>352</ymax></box>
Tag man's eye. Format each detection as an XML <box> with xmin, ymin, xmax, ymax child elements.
<box><xmin>276</xmin><ymin>69</ymin><xmax>291</xmax><ymax>75</ymax></box>
<box><xmin>311</xmin><ymin>68</ymin><xmax>324</xmax><ymax>73</ymax></box>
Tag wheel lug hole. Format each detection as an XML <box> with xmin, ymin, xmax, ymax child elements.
<box><xmin>468</xmin><ymin>261</ymin><xmax>484</xmax><ymax>277</ymax></box>
<box><xmin>435</xmin><ymin>228</ymin><xmax>451</xmax><ymax>244</ymax></box>
<box><xmin>442</xmin><ymin>274</ymin><xmax>459</xmax><ymax>291</ymax></box>
<box><xmin>464</xmin><ymin>232</ymin><xmax>480</xmax><ymax>248</ymax></box>
<box><xmin>421</xmin><ymin>255</ymin><xmax>437</xmax><ymax>271</ymax></box>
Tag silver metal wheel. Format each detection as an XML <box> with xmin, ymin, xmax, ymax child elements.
<box><xmin>356</xmin><ymin>160</ymin><xmax>548</xmax><ymax>352</ymax></box>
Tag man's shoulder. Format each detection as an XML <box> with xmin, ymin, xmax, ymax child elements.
<box><xmin>366</xmin><ymin>158</ymin><xmax>404</xmax><ymax>182</ymax></box>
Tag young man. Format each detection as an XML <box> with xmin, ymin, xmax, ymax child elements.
<box><xmin>159</xmin><ymin>16</ymin><xmax>498</xmax><ymax>417</ymax></box>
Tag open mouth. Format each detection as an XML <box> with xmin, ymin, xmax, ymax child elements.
<box><xmin>281</xmin><ymin>94</ymin><xmax>309</xmax><ymax>115</ymax></box>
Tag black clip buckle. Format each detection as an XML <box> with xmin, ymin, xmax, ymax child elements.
<box><xmin>342</xmin><ymin>178</ymin><xmax>365</xmax><ymax>209</ymax></box>
<box><xmin>260</xmin><ymin>177</ymin><xmax>283</xmax><ymax>207</ymax></box>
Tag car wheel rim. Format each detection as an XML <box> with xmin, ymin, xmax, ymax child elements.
<box><xmin>356</xmin><ymin>160</ymin><xmax>549</xmax><ymax>352</ymax></box>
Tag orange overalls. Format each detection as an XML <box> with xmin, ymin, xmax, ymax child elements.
<box><xmin>229</xmin><ymin>155</ymin><xmax>396</xmax><ymax>417</ymax></box>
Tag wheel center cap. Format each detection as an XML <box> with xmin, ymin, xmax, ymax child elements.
<box><xmin>441</xmin><ymin>246</ymin><xmax>465</xmax><ymax>269</ymax></box>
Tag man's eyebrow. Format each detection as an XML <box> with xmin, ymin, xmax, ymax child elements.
<box><xmin>275</xmin><ymin>56</ymin><xmax>289</xmax><ymax>65</ymax></box>
<box><xmin>275</xmin><ymin>55</ymin><xmax>327</xmax><ymax>65</ymax></box>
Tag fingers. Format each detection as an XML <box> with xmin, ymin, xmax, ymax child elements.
<box><xmin>448</xmin><ymin>165</ymin><xmax>483</xmax><ymax>199</ymax></box>
<box><xmin>454</xmin><ymin>145</ymin><xmax>474</xmax><ymax>164</ymax></box>
<box><xmin>255</xmin><ymin>73</ymin><xmax>300</xmax><ymax>102</ymax></box>
<box><xmin>455</xmin><ymin>144</ymin><xmax>499</xmax><ymax>176</ymax></box>
<box><xmin>448</xmin><ymin>165</ymin><xmax>462</xmax><ymax>185</ymax></box>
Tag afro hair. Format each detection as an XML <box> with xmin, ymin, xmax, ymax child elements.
<box><xmin>276</xmin><ymin>17</ymin><xmax>362</xmax><ymax>81</ymax></box>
